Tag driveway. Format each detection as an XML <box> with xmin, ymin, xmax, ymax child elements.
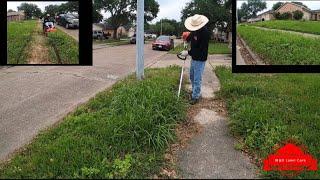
<box><xmin>0</xmin><ymin>43</ymin><xmax>168</xmax><ymax>161</ymax></box>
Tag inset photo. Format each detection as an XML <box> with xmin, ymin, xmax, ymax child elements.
<box><xmin>7</xmin><ymin>1</ymin><xmax>79</xmax><ymax>64</ymax></box>
<box><xmin>236</xmin><ymin>0</ymin><xmax>320</xmax><ymax>66</ymax></box>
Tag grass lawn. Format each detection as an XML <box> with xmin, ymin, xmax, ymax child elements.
<box><xmin>238</xmin><ymin>25</ymin><xmax>320</xmax><ymax>65</ymax></box>
<box><xmin>7</xmin><ymin>20</ymin><xmax>37</xmax><ymax>64</ymax></box>
<box><xmin>169</xmin><ymin>41</ymin><xmax>231</xmax><ymax>55</ymax></box>
<box><xmin>250</xmin><ymin>20</ymin><xmax>320</xmax><ymax>35</ymax></box>
<box><xmin>0</xmin><ymin>67</ymin><xmax>188</xmax><ymax>178</ymax></box>
<box><xmin>47</xmin><ymin>29</ymin><xmax>79</xmax><ymax>64</ymax></box>
<box><xmin>216</xmin><ymin>67</ymin><xmax>320</xmax><ymax>179</ymax></box>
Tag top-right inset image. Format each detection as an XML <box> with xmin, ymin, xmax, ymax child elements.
<box><xmin>236</xmin><ymin>0</ymin><xmax>320</xmax><ymax>65</ymax></box>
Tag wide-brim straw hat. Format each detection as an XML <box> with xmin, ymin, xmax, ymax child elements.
<box><xmin>184</xmin><ymin>14</ymin><xmax>209</xmax><ymax>31</ymax></box>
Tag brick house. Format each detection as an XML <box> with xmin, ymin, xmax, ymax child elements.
<box><xmin>276</xmin><ymin>2</ymin><xmax>312</xmax><ymax>20</ymax></box>
<box><xmin>257</xmin><ymin>10</ymin><xmax>275</xmax><ymax>21</ymax></box>
<box><xmin>94</xmin><ymin>23</ymin><xmax>135</xmax><ymax>39</ymax></box>
<box><xmin>7</xmin><ymin>11</ymin><xmax>25</xmax><ymax>21</ymax></box>
<box><xmin>311</xmin><ymin>10</ymin><xmax>320</xmax><ymax>21</ymax></box>
<box><xmin>249</xmin><ymin>2</ymin><xmax>320</xmax><ymax>22</ymax></box>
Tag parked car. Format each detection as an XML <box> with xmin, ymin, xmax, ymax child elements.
<box><xmin>93</xmin><ymin>30</ymin><xmax>104</xmax><ymax>39</ymax></box>
<box><xmin>152</xmin><ymin>35</ymin><xmax>174</xmax><ymax>51</ymax></box>
<box><xmin>57</xmin><ymin>14</ymin><xmax>79</xmax><ymax>29</ymax></box>
<box><xmin>130</xmin><ymin>34</ymin><xmax>146</xmax><ymax>44</ymax></box>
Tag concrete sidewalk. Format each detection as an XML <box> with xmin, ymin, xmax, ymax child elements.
<box><xmin>151</xmin><ymin>54</ymin><xmax>259</xmax><ymax>179</ymax></box>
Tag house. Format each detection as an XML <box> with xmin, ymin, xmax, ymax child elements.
<box><xmin>7</xmin><ymin>11</ymin><xmax>25</xmax><ymax>21</ymax></box>
<box><xmin>92</xmin><ymin>24</ymin><xmax>103</xmax><ymax>31</ymax></box>
<box><xmin>248</xmin><ymin>2</ymin><xmax>320</xmax><ymax>22</ymax></box>
<box><xmin>311</xmin><ymin>9</ymin><xmax>320</xmax><ymax>21</ymax></box>
<box><xmin>276</xmin><ymin>2</ymin><xmax>312</xmax><ymax>20</ymax></box>
<box><xmin>117</xmin><ymin>25</ymin><xmax>135</xmax><ymax>38</ymax></box>
<box><xmin>94</xmin><ymin>23</ymin><xmax>135</xmax><ymax>38</ymax></box>
<box><xmin>258</xmin><ymin>10</ymin><xmax>274</xmax><ymax>21</ymax></box>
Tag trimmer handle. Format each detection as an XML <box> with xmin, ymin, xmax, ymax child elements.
<box><xmin>177</xmin><ymin>53</ymin><xmax>187</xmax><ymax>60</ymax></box>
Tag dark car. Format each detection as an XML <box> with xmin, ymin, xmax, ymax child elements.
<box><xmin>152</xmin><ymin>35</ymin><xmax>174</xmax><ymax>51</ymax></box>
<box><xmin>130</xmin><ymin>34</ymin><xmax>146</xmax><ymax>44</ymax></box>
<box><xmin>57</xmin><ymin>14</ymin><xmax>79</xmax><ymax>29</ymax></box>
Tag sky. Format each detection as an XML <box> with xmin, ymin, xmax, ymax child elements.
<box><xmin>7</xmin><ymin>1</ymin><xmax>68</xmax><ymax>12</ymax></box>
<box><xmin>102</xmin><ymin>0</ymin><xmax>192</xmax><ymax>24</ymax></box>
<box><xmin>237</xmin><ymin>0</ymin><xmax>320</xmax><ymax>14</ymax></box>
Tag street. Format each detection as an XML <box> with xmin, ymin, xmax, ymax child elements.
<box><xmin>0</xmin><ymin>43</ymin><xmax>169</xmax><ymax>161</ymax></box>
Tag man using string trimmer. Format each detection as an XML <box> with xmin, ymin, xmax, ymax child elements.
<box><xmin>178</xmin><ymin>14</ymin><xmax>210</xmax><ymax>105</ymax></box>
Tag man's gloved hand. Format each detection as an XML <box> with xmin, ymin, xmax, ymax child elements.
<box><xmin>180</xmin><ymin>50</ymin><xmax>189</xmax><ymax>57</ymax></box>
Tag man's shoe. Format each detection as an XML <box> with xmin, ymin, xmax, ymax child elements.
<box><xmin>190</xmin><ymin>98</ymin><xmax>200</xmax><ymax>105</ymax></box>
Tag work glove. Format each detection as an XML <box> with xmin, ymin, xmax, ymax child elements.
<box><xmin>180</xmin><ymin>50</ymin><xmax>189</xmax><ymax>57</ymax></box>
<box><xmin>177</xmin><ymin>50</ymin><xmax>189</xmax><ymax>60</ymax></box>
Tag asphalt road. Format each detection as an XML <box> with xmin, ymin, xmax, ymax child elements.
<box><xmin>0</xmin><ymin>43</ymin><xmax>168</xmax><ymax>162</ymax></box>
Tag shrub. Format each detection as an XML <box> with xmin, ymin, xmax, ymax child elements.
<box><xmin>274</xmin><ymin>12</ymin><xmax>292</xmax><ymax>20</ymax></box>
<box><xmin>293</xmin><ymin>10</ymin><xmax>304</xmax><ymax>20</ymax></box>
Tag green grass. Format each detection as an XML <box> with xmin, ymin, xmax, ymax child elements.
<box><xmin>251</xmin><ymin>20</ymin><xmax>320</xmax><ymax>35</ymax></box>
<box><xmin>0</xmin><ymin>67</ymin><xmax>188</xmax><ymax>178</ymax></box>
<box><xmin>169</xmin><ymin>41</ymin><xmax>231</xmax><ymax>55</ymax></box>
<box><xmin>238</xmin><ymin>25</ymin><xmax>320</xmax><ymax>65</ymax></box>
<box><xmin>216</xmin><ymin>67</ymin><xmax>320</xmax><ymax>179</ymax></box>
<box><xmin>7</xmin><ymin>20</ymin><xmax>37</xmax><ymax>64</ymax></box>
<box><xmin>47</xmin><ymin>29</ymin><xmax>79</xmax><ymax>64</ymax></box>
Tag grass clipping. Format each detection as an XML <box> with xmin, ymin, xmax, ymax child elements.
<box><xmin>0</xmin><ymin>67</ymin><xmax>188</xmax><ymax>178</ymax></box>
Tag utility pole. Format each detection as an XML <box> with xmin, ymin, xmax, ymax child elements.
<box><xmin>136</xmin><ymin>0</ymin><xmax>144</xmax><ymax>80</ymax></box>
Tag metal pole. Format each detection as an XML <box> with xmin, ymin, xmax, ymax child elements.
<box><xmin>136</xmin><ymin>0</ymin><xmax>144</xmax><ymax>80</ymax></box>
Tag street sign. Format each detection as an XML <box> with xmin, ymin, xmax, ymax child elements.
<box><xmin>136</xmin><ymin>0</ymin><xmax>144</xmax><ymax>80</ymax></box>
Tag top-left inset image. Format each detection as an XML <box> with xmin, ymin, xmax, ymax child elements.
<box><xmin>7</xmin><ymin>1</ymin><xmax>79</xmax><ymax>64</ymax></box>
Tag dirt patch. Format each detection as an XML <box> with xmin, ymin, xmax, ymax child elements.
<box><xmin>27</xmin><ymin>22</ymin><xmax>52</xmax><ymax>64</ymax></box>
<box><xmin>237</xmin><ymin>36</ymin><xmax>256</xmax><ymax>65</ymax></box>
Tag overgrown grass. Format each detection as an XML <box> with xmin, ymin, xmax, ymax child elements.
<box><xmin>169</xmin><ymin>41</ymin><xmax>231</xmax><ymax>55</ymax></box>
<box><xmin>251</xmin><ymin>20</ymin><xmax>320</xmax><ymax>35</ymax></box>
<box><xmin>215</xmin><ymin>66</ymin><xmax>320</xmax><ymax>179</ymax></box>
<box><xmin>7</xmin><ymin>20</ymin><xmax>37</xmax><ymax>64</ymax></box>
<box><xmin>47</xmin><ymin>29</ymin><xmax>79</xmax><ymax>64</ymax></box>
<box><xmin>238</xmin><ymin>25</ymin><xmax>320</xmax><ymax>65</ymax></box>
<box><xmin>0</xmin><ymin>67</ymin><xmax>188</xmax><ymax>178</ymax></box>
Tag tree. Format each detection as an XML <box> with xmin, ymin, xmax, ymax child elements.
<box><xmin>44</xmin><ymin>4</ymin><xmax>60</xmax><ymax>16</ymax></box>
<box><xmin>58</xmin><ymin>1</ymin><xmax>79</xmax><ymax>13</ymax></box>
<box><xmin>7</xmin><ymin>9</ymin><xmax>15</xmax><ymax>13</ymax></box>
<box><xmin>181</xmin><ymin>0</ymin><xmax>230</xmax><ymax>33</ymax></box>
<box><xmin>17</xmin><ymin>3</ymin><xmax>42</xmax><ymax>19</ymax></box>
<box><xmin>238</xmin><ymin>0</ymin><xmax>267</xmax><ymax>20</ymax></box>
<box><xmin>272</xmin><ymin>2</ymin><xmax>284</xmax><ymax>11</ymax></box>
<box><xmin>237</xmin><ymin>8</ymin><xmax>246</xmax><ymax>22</ymax></box>
<box><xmin>293</xmin><ymin>10</ymin><xmax>303</xmax><ymax>20</ymax></box>
<box><xmin>93</xmin><ymin>3</ymin><xmax>103</xmax><ymax>23</ymax></box>
<box><xmin>149</xmin><ymin>19</ymin><xmax>184</xmax><ymax>36</ymax></box>
<box><xmin>95</xmin><ymin>0</ymin><xmax>159</xmax><ymax>39</ymax></box>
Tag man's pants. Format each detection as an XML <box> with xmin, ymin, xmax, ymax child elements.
<box><xmin>190</xmin><ymin>59</ymin><xmax>206</xmax><ymax>100</ymax></box>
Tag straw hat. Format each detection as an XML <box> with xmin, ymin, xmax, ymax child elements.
<box><xmin>184</xmin><ymin>14</ymin><xmax>209</xmax><ymax>31</ymax></box>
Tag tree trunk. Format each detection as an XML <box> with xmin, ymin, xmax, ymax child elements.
<box><xmin>113</xmin><ymin>28</ymin><xmax>117</xmax><ymax>39</ymax></box>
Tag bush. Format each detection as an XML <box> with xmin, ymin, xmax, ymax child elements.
<box><xmin>293</xmin><ymin>10</ymin><xmax>304</xmax><ymax>20</ymax></box>
<box><xmin>274</xmin><ymin>12</ymin><xmax>292</xmax><ymax>20</ymax></box>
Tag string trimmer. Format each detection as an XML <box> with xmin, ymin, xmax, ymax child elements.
<box><xmin>177</xmin><ymin>32</ymin><xmax>190</xmax><ymax>98</ymax></box>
